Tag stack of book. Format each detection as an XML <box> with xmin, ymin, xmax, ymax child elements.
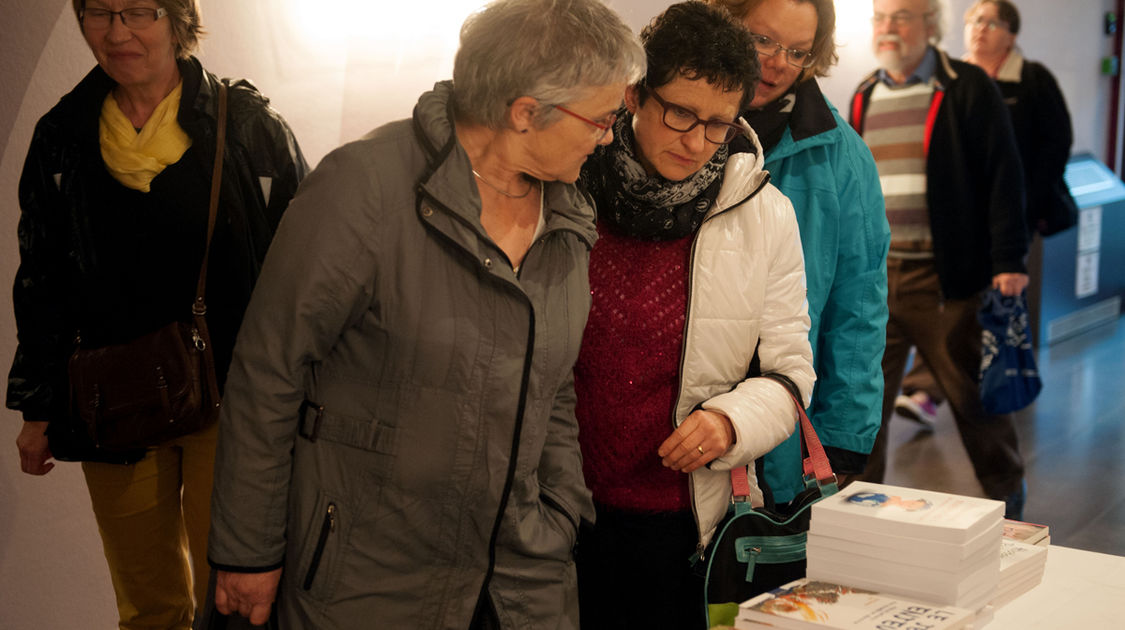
<box><xmin>805</xmin><ymin>482</ymin><xmax>1004</xmax><ymax>613</ymax></box>
<box><xmin>734</xmin><ymin>578</ymin><xmax>975</xmax><ymax>630</ymax></box>
<box><xmin>1002</xmin><ymin>518</ymin><xmax>1050</xmax><ymax>547</ymax></box>
<box><xmin>994</xmin><ymin>538</ymin><xmax>1048</xmax><ymax>607</ymax></box>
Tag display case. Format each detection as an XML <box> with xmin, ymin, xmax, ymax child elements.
<box><xmin>1038</xmin><ymin>153</ymin><xmax>1125</xmax><ymax>345</ymax></box>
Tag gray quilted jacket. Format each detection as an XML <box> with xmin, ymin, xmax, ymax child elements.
<box><xmin>207</xmin><ymin>81</ymin><xmax>597</xmax><ymax>629</ymax></box>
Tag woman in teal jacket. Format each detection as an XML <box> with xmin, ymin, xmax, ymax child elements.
<box><xmin>714</xmin><ymin>0</ymin><xmax>890</xmax><ymax>504</ymax></box>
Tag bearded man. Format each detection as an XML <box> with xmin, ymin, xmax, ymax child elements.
<box><xmin>848</xmin><ymin>0</ymin><xmax>1030</xmax><ymax>520</ymax></box>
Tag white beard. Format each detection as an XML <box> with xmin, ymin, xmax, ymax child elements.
<box><xmin>877</xmin><ymin>48</ymin><xmax>909</xmax><ymax>74</ymax></box>
<box><xmin>874</xmin><ymin>35</ymin><xmax>926</xmax><ymax>77</ymax></box>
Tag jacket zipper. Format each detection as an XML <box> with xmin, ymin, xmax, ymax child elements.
<box><xmin>303</xmin><ymin>502</ymin><xmax>337</xmax><ymax>590</ymax></box>
<box><xmin>415</xmin><ymin>189</ymin><xmax>585</xmax><ymax>608</ymax></box>
<box><xmin>474</xmin><ymin>312</ymin><xmax>535</xmax><ymax>610</ymax></box>
<box><xmin>671</xmin><ymin>173</ymin><xmax>771</xmax><ymax>559</ymax></box>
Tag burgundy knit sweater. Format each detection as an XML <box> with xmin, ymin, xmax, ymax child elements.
<box><xmin>575</xmin><ymin>222</ymin><xmax>694</xmax><ymax>512</ymax></box>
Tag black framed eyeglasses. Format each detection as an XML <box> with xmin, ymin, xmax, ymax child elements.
<box><xmin>554</xmin><ymin>105</ymin><xmax>616</xmax><ymax>142</ymax></box>
<box><xmin>80</xmin><ymin>7</ymin><xmax>168</xmax><ymax>30</ymax></box>
<box><xmin>747</xmin><ymin>32</ymin><xmax>815</xmax><ymax>69</ymax></box>
<box><xmin>644</xmin><ymin>87</ymin><xmax>742</xmax><ymax>145</ymax></box>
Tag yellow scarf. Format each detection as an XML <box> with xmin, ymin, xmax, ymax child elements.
<box><xmin>99</xmin><ymin>82</ymin><xmax>192</xmax><ymax>192</ymax></box>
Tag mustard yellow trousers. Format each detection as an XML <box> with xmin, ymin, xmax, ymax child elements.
<box><xmin>82</xmin><ymin>421</ymin><xmax>217</xmax><ymax>630</ymax></box>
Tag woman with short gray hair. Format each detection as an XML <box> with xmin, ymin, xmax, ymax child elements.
<box><xmin>205</xmin><ymin>1</ymin><xmax>644</xmax><ymax>628</ymax></box>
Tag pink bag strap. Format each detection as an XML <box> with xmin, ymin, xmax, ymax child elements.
<box><xmin>729</xmin><ymin>386</ymin><xmax>836</xmax><ymax>501</ymax></box>
<box><xmin>789</xmin><ymin>390</ymin><xmax>833</xmax><ymax>483</ymax></box>
<box><xmin>730</xmin><ymin>460</ymin><xmax>753</xmax><ymax>498</ymax></box>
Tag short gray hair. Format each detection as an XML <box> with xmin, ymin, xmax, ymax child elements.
<box><xmin>453</xmin><ymin>0</ymin><xmax>646</xmax><ymax>129</ymax></box>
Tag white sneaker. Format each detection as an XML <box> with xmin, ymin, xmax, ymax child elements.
<box><xmin>894</xmin><ymin>393</ymin><xmax>937</xmax><ymax>430</ymax></box>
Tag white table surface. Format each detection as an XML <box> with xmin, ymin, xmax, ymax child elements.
<box><xmin>986</xmin><ymin>545</ymin><xmax>1125</xmax><ymax>628</ymax></box>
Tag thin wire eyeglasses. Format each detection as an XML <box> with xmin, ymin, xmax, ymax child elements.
<box><xmin>553</xmin><ymin>105</ymin><xmax>616</xmax><ymax>142</ymax></box>
<box><xmin>644</xmin><ymin>88</ymin><xmax>742</xmax><ymax>145</ymax></box>
<box><xmin>966</xmin><ymin>16</ymin><xmax>1009</xmax><ymax>32</ymax></box>
<box><xmin>80</xmin><ymin>7</ymin><xmax>168</xmax><ymax>30</ymax></box>
<box><xmin>747</xmin><ymin>32</ymin><xmax>815</xmax><ymax>69</ymax></box>
<box><xmin>871</xmin><ymin>10</ymin><xmax>933</xmax><ymax>28</ymax></box>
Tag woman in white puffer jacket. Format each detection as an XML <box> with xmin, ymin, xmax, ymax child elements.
<box><xmin>573</xmin><ymin>3</ymin><xmax>815</xmax><ymax>629</ymax></box>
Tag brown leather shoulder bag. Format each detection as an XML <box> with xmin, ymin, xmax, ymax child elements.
<box><xmin>67</xmin><ymin>82</ymin><xmax>227</xmax><ymax>450</ymax></box>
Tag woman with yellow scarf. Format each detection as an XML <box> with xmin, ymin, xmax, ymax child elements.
<box><xmin>9</xmin><ymin>2</ymin><xmax>307</xmax><ymax>628</ymax></box>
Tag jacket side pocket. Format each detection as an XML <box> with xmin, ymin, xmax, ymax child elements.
<box><xmin>303</xmin><ymin>501</ymin><xmax>337</xmax><ymax>590</ymax></box>
<box><xmin>298</xmin><ymin>494</ymin><xmax>345</xmax><ymax>601</ymax></box>
<box><xmin>540</xmin><ymin>489</ymin><xmax>579</xmax><ymax>557</ymax></box>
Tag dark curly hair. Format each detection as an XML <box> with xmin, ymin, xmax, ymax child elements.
<box><xmin>637</xmin><ymin>1</ymin><xmax>761</xmax><ymax>112</ymax></box>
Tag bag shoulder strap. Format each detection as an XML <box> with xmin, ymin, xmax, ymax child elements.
<box><xmin>193</xmin><ymin>80</ymin><xmax>227</xmax><ymax>317</ymax></box>
<box><xmin>758</xmin><ymin>373</ymin><xmax>833</xmax><ymax>482</ymax></box>
<box><xmin>791</xmin><ymin>391</ymin><xmax>833</xmax><ymax>482</ymax></box>
<box><xmin>730</xmin><ymin>381</ymin><xmax>835</xmax><ymax>501</ymax></box>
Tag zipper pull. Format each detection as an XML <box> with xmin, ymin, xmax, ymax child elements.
<box><xmin>746</xmin><ymin>548</ymin><xmax>761</xmax><ymax>582</ymax></box>
<box><xmin>191</xmin><ymin>327</ymin><xmax>206</xmax><ymax>351</ymax></box>
<box><xmin>328</xmin><ymin>503</ymin><xmax>337</xmax><ymax>532</ymax></box>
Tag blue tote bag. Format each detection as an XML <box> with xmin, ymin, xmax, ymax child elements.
<box><xmin>978</xmin><ymin>289</ymin><xmax>1042</xmax><ymax>414</ymax></box>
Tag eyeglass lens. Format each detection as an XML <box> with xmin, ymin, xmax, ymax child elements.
<box><xmin>82</xmin><ymin>8</ymin><xmax>165</xmax><ymax>30</ymax></box>
<box><xmin>648</xmin><ymin>90</ymin><xmax>739</xmax><ymax>144</ymax></box>
<box><xmin>872</xmin><ymin>11</ymin><xmax>925</xmax><ymax>27</ymax></box>
<box><xmin>593</xmin><ymin>114</ymin><xmax>615</xmax><ymax>141</ymax></box>
<box><xmin>748</xmin><ymin>34</ymin><xmax>814</xmax><ymax>69</ymax></box>
<box><xmin>969</xmin><ymin>17</ymin><xmax>1006</xmax><ymax>31</ymax></box>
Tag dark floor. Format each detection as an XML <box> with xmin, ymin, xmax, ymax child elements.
<box><xmin>882</xmin><ymin>316</ymin><xmax>1125</xmax><ymax>557</ymax></box>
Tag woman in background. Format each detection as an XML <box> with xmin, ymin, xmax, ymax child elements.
<box><xmin>575</xmin><ymin>3</ymin><xmax>814</xmax><ymax>627</ymax></box>
<box><xmin>10</xmin><ymin>1</ymin><xmax>306</xmax><ymax>628</ymax></box>
<box><xmin>964</xmin><ymin>0</ymin><xmax>1075</xmax><ymax>243</ymax></box>
<box><xmin>712</xmin><ymin>0</ymin><xmax>889</xmax><ymax>505</ymax></box>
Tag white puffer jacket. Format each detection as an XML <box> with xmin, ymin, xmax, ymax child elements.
<box><xmin>680</xmin><ymin>124</ymin><xmax>815</xmax><ymax>550</ymax></box>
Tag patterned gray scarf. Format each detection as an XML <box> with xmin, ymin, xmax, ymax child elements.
<box><xmin>580</xmin><ymin>113</ymin><xmax>729</xmax><ymax>241</ymax></box>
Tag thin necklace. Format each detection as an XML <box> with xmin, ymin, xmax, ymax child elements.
<box><xmin>472</xmin><ymin>168</ymin><xmax>535</xmax><ymax>199</ymax></box>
